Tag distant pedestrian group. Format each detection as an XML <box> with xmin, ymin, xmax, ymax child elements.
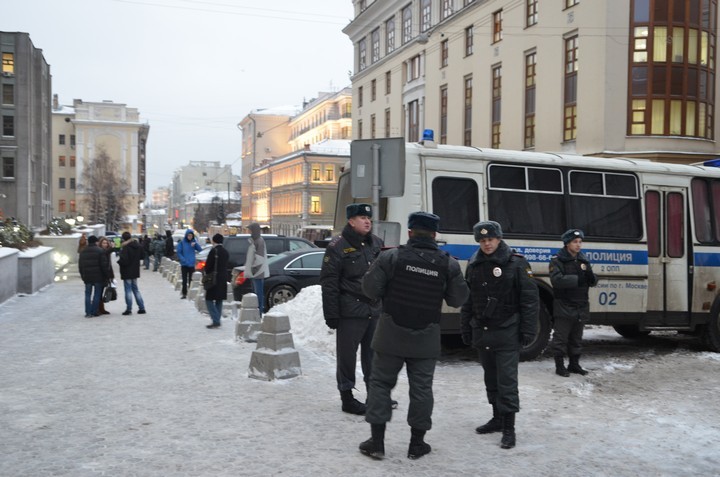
<box><xmin>78</xmin><ymin>231</ymin><xmax>147</xmax><ymax>318</ymax></box>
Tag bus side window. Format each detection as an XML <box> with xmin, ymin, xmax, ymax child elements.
<box><xmin>645</xmin><ymin>190</ymin><xmax>661</xmax><ymax>257</ymax></box>
<box><xmin>432</xmin><ymin>177</ymin><xmax>479</xmax><ymax>233</ymax></box>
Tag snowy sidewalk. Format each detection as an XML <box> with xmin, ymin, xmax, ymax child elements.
<box><xmin>1</xmin><ymin>265</ymin><xmax>719</xmax><ymax>476</ymax></box>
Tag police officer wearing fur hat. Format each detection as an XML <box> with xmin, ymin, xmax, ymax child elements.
<box><xmin>549</xmin><ymin>229</ymin><xmax>598</xmax><ymax>377</ymax></box>
<box><xmin>460</xmin><ymin>220</ymin><xmax>538</xmax><ymax>449</ymax></box>
<box><xmin>320</xmin><ymin>203</ymin><xmax>384</xmax><ymax>415</ymax></box>
<box><xmin>358</xmin><ymin>212</ymin><xmax>469</xmax><ymax>460</ymax></box>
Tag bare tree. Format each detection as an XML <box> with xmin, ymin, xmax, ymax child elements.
<box><xmin>193</xmin><ymin>203</ymin><xmax>211</xmax><ymax>233</ymax></box>
<box><xmin>80</xmin><ymin>146</ymin><xmax>130</xmax><ymax>231</ymax></box>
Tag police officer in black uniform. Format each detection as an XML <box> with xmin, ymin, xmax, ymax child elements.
<box><xmin>461</xmin><ymin>221</ymin><xmax>538</xmax><ymax>449</ymax></box>
<box><xmin>358</xmin><ymin>212</ymin><xmax>469</xmax><ymax>460</ymax></box>
<box><xmin>549</xmin><ymin>229</ymin><xmax>598</xmax><ymax>376</ymax></box>
<box><xmin>320</xmin><ymin>203</ymin><xmax>384</xmax><ymax>415</ymax></box>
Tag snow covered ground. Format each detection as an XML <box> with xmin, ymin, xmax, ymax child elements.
<box><xmin>1</xmin><ymin>274</ymin><xmax>718</xmax><ymax>476</ymax></box>
<box><xmin>277</xmin><ymin>286</ymin><xmax>720</xmax><ymax>476</ymax></box>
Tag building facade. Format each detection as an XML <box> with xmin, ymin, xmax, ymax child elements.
<box><xmin>239</xmin><ymin>92</ymin><xmax>354</xmax><ymax>232</ymax></box>
<box><xmin>168</xmin><ymin>161</ymin><xmax>238</xmax><ymax>229</ymax></box>
<box><xmin>254</xmin><ymin>141</ymin><xmax>349</xmax><ymax>236</ymax></box>
<box><xmin>238</xmin><ymin>106</ymin><xmax>300</xmax><ymax>226</ymax></box>
<box><xmin>343</xmin><ymin>0</ymin><xmax>720</xmax><ymax>164</ymax></box>
<box><xmin>51</xmin><ymin>97</ymin><xmax>149</xmax><ymax>227</ymax></box>
<box><xmin>151</xmin><ymin>186</ymin><xmax>169</xmax><ymax>208</ymax></box>
<box><xmin>0</xmin><ymin>32</ymin><xmax>52</xmax><ymax>229</ymax></box>
<box><xmin>289</xmin><ymin>88</ymin><xmax>353</xmax><ymax>151</ymax></box>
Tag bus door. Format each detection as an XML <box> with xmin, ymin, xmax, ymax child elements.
<box><xmin>425</xmin><ymin>170</ymin><xmax>483</xmax><ymax>262</ymax></box>
<box><xmin>644</xmin><ymin>186</ymin><xmax>691</xmax><ymax>326</ymax></box>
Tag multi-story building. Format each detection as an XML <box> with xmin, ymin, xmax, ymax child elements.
<box><xmin>0</xmin><ymin>32</ymin><xmax>52</xmax><ymax>230</ymax></box>
<box><xmin>151</xmin><ymin>186</ymin><xmax>169</xmax><ymax>208</ymax></box>
<box><xmin>51</xmin><ymin>97</ymin><xmax>150</xmax><ymax>228</ymax></box>
<box><xmin>289</xmin><ymin>88</ymin><xmax>353</xmax><ymax>151</ymax></box>
<box><xmin>255</xmin><ymin>140</ymin><xmax>349</xmax><ymax>236</ymax></box>
<box><xmin>238</xmin><ymin>106</ymin><xmax>300</xmax><ymax>225</ymax></box>
<box><xmin>168</xmin><ymin>161</ymin><xmax>238</xmax><ymax>229</ymax></box>
<box><xmin>343</xmin><ymin>0</ymin><xmax>720</xmax><ymax>164</ymax></box>
<box><xmin>51</xmin><ymin>96</ymin><xmax>77</xmax><ymax>218</ymax></box>
<box><xmin>239</xmin><ymin>91</ymin><xmax>354</xmax><ymax>232</ymax></box>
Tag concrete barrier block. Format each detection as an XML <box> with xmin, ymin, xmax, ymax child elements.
<box><xmin>235</xmin><ymin>293</ymin><xmax>262</xmax><ymax>342</ymax></box>
<box><xmin>248</xmin><ymin>310</ymin><xmax>301</xmax><ymax>381</ymax></box>
<box><xmin>248</xmin><ymin>349</ymin><xmax>301</xmax><ymax>381</ymax></box>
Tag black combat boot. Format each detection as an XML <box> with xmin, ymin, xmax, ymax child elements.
<box><xmin>475</xmin><ymin>404</ymin><xmax>502</xmax><ymax>434</ymax></box>
<box><xmin>555</xmin><ymin>356</ymin><xmax>570</xmax><ymax>377</ymax></box>
<box><xmin>500</xmin><ymin>413</ymin><xmax>516</xmax><ymax>449</ymax></box>
<box><xmin>407</xmin><ymin>428</ymin><xmax>431</xmax><ymax>459</ymax></box>
<box><xmin>341</xmin><ymin>389</ymin><xmax>366</xmax><ymax>415</ymax></box>
<box><xmin>568</xmin><ymin>355</ymin><xmax>589</xmax><ymax>375</ymax></box>
<box><xmin>359</xmin><ymin>423</ymin><xmax>385</xmax><ymax>459</ymax></box>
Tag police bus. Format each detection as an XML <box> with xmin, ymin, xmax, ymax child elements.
<box><xmin>334</xmin><ymin>137</ymin><xmax>720</xmax><ymax>360</ymax></box>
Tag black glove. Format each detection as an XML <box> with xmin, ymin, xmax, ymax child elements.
<box><xmin>325</xmin><ymin>318</ymin><xmax>338</xmax><ymax>330</ymax></box>
<box><xmin>462</xmin><ymin>333</ymin><xmax>472</xmax><ymax>346</ymax></box>
<box><xmin>521</xmin><ymin>334</ymin><xmax>534</xmax><ymax>346</ymax></box>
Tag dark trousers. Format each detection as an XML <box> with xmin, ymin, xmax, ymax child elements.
<box><xmin>478</xmin><ymin>348</ymin><xmax>520</xmax><ymax>415</ymax></box>
<box><xmin>181</xmin><ymin>266</ymin><xmax>194</xmax><ymax>296</ymax></box>
<box><xmin>551</xmin><ymin>315</ymin><xmax>585</xmax><ymax>356</ymax></box>
<box><xmin>366</xmin><ymin>351</ymin><xmax>436</xmax><ymax>431</ymax></box>
<box><xmin>336</xmin><ymin>317</ymin><xmax>376</xmax><ymax>392</ymax></box>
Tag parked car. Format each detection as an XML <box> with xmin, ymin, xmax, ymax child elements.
<box><xmin>231</xmin><ymin>249</ymin><xmax>326</xmax><ymax>310</ymax></box>
<box><xmin>195</xmin><ymin>234</ymin><xmax>316</xmax><ymax>272</ymax></box>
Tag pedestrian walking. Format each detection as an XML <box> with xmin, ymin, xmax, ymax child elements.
<box><xmin>150</xmin><ymin>233</ymin><xmax>165</xmax><ymax>271</ymax></box>
<box><xmin>176</xmin><ymin>229</ymin><xmax>202</xmax><ymax>299</ymax></box>
<box><xmin>141</xmin><ymin>234</ymin><xmax>152</xmax><ymax>270</ymax></box>
<box><xmin>320</xmin><ymin>203</ymin><xmax>384</xmax><ymax>415</ymax></box>
<box><xmin>460</xmin><ymin>220</ymin><xmax>538</xmax><ymax>449</ymax></box>
<box><xmin>164</xmin><ymin>230</ymin><xmax>175</xmax><ymax>260</ymax></box>
<box><xmin>112</xmin><ymin>235</ymin><xmax>122</xmax><ymax>256</ymax></box>
<box><xmin>118</xmin><ymin>231</ymin><xmax>146</xmax><ymax>315</ymax></box>
<box><xmin>549</xmin><ymin>229</ymin><xmax>598</xmax><ymax>377</ymax></box>
<box><xmin>204</xmin><ymin>233</ymin><xmax>229</xmax><ymax>329</ymax></box>
<box><xmin>243</xmin><ymin>222</ymin><xmax>269</xmax><ymax>313</ymax></box>
<box><xmin>359</xmin><ymin>212</ymin><xmax>469</xmax><ymax>460</ymax></box>
<box><xmin>78</xmin><ymin>235</ymin><xmax>110</xmax><ymax>318</ymax></box>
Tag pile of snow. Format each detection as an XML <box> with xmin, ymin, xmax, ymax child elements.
<box><xmin>272</xmin><ymin>285</ymin><xmax>336</xmax><ymax>357</ymax></box>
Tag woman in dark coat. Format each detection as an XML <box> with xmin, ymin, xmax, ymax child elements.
<box><xmin>204</xmin><ymin>233</ymin><xmax>229</xmax><ymax>329</ymax></box>
<box><xmin>97</xmin><ymin>236</ymin><xmax>115</xmax><ymax>315</ymax></box>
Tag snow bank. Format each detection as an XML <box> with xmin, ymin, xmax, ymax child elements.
<box><xmin>272</xmin><ymin>285</ymin><xmax>336</xmax><ymax>357</ymax></box>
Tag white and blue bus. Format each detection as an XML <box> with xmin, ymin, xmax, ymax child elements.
<box><xmin>334</xmin><ymin>138</ymin><xmax>720</xmax><ymax>360</ymax></box>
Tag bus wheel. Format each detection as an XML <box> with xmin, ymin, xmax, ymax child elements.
<box><xmin>612</xmin><ymin>325</ymin><xmax>651</xmax><ymax>339</ymax></box>
<box><xmin>520</xmin><ymin>302</ymin><xmax>551</xmax><ymax>362</ymax></box>
<box><xmin>702</xmin><ymin>313</ymin><xmax>720</xmax><ymax>352</ymax></box>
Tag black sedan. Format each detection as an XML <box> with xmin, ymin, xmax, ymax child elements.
<box><xmin>231</xmin><ymin>249</ymin><xmax>326</xmax><ymax>311</ymax></box>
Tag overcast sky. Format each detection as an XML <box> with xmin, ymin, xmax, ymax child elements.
<box><xmin>2</xmin><ymin>0</ymin><xmax>354</xmax><ymax>195</ymax></box>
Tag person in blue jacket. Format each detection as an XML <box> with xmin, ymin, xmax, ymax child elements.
<box><xmin>176</xmin><ymin>229</ymin><xmax>203</xmax><ymax>298</ymax></box>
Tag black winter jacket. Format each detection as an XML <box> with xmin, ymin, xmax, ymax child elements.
<box><xmin>320</xmin><ymin>223</ymin><xmax>384</xmax><ymax>323</ymax></box>
<box><xmin>460</xmin><ymin>241</ymin><xmax>539</xmax><ymax>351</ymax></box>
<box><xmin>118</xmin><ymin>239</ymin><xmax>143</xmax><ymax>280</ymax></box>
<box><xmin>362</xmin><ymin>237</ymin><xmax>469</xmax><ymax>358</ymax></box>
<box><xmin>79</xmin><ymin>244</ymin><xmax>110</xmax><ymax>284</ymax></box>
<box><xmin>549</xmin><ymin>247</ymin><xmax>598</xmax><ymax>320</ymax></box>
<box><xmin>204</xmin><ymin>244</ymin><xmax>229</xmax><ymax>301</ymax></box>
